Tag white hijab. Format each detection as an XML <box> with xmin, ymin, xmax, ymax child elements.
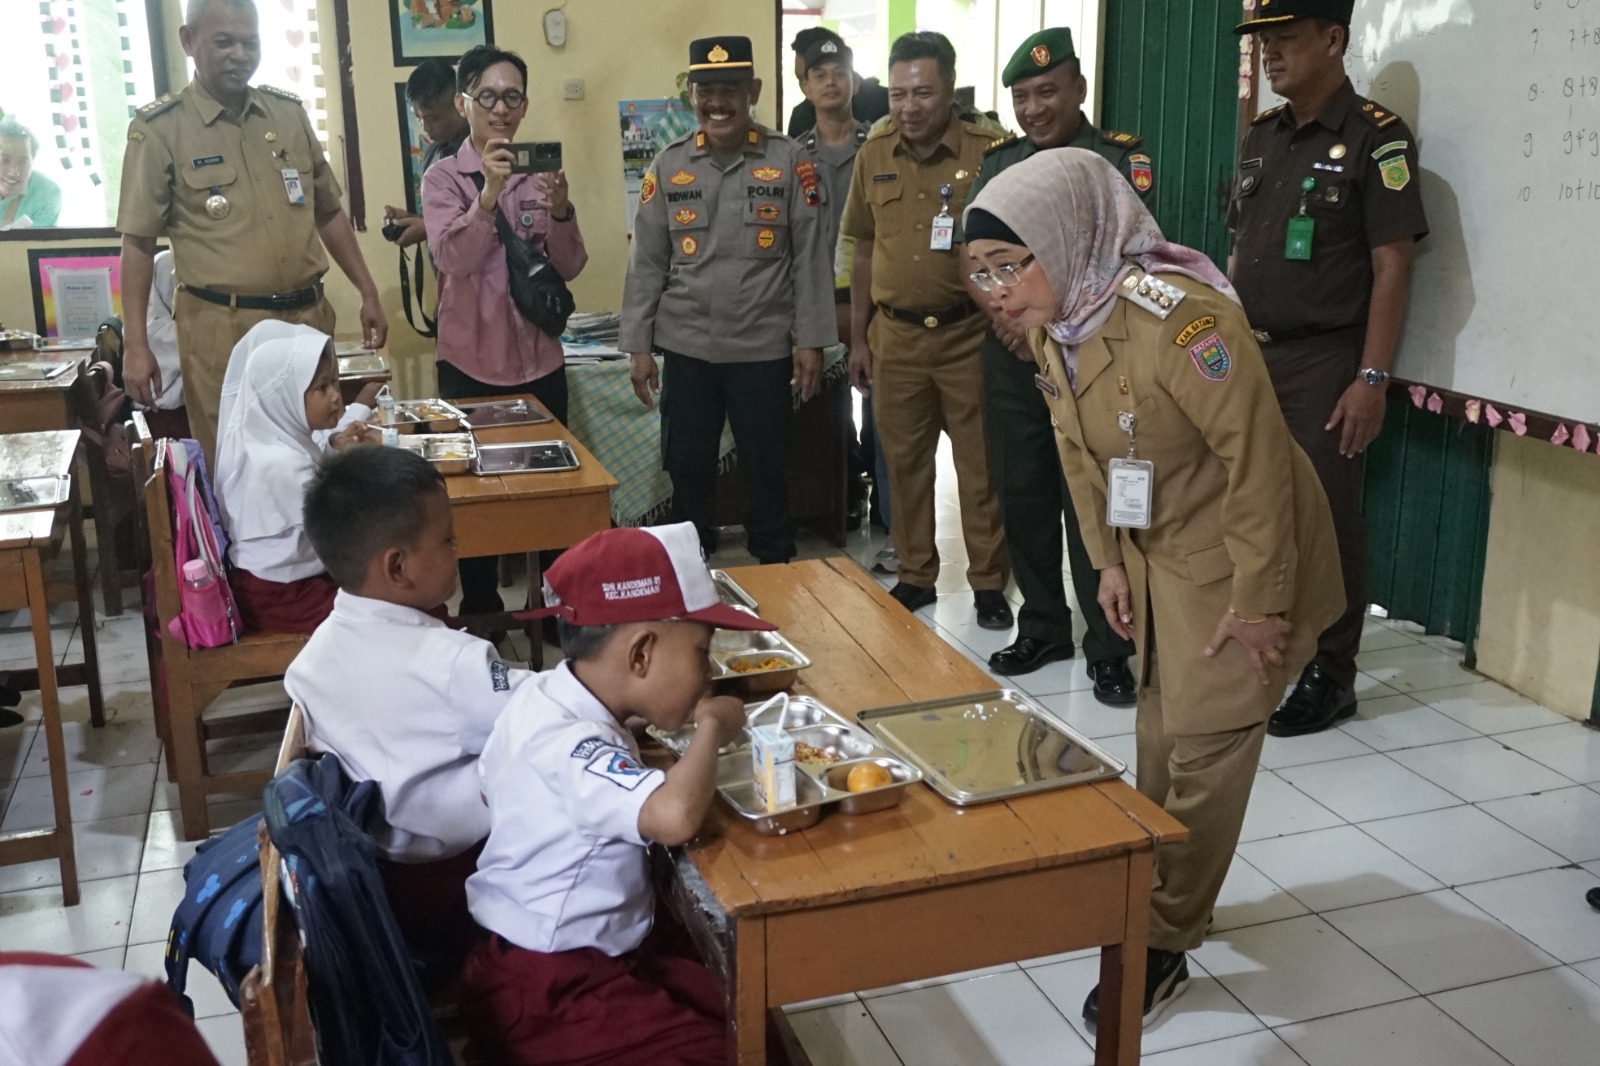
<box><xmin>214</xmin><ymin>323</ymin><xmax>331</xmax><ymax>541</ymax></box>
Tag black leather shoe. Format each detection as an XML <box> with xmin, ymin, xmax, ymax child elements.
<box><xmin>1587</xmin><ymin>887</ymin><xmax>1600</xmax><ymax>912</ymax></box>
<box><xmin>989</xmin><ymin>637</ymin><xmax>1074</xmax><ymax>676</ymax></box>
<box><xmin>889</xmin><ymin>582</ymin><xmax>937</xmax><ymax>613</ymax></box>
<box><xmin>974</xmin><ymin>590</ymin><xmax>1014</xmax><ymax>630</ymax></box>
<box><xmin>1083</xmin><ymin>948</ymin><xmax>1189</xmax><ymax>1033</ymax></box>
<box><xmin>1269</xmin><ymin>662</ymin><xmax>1357</xmax><ymax>737</ymax></box>
<box><xmin>1088</xmin><ymin>658</ymin><xmax>1137</xmax><ymax>706</ymax></box>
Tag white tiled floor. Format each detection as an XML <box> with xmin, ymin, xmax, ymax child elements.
<box><xmin>4</xmin><ymin>442</ymin><xmax>1600</xmax><ymax>1065</ymax></box>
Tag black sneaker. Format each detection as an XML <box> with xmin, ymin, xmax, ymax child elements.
<box><xmin>1082</xmin><ymin>948</ymin><xmax>1189</xmax><ymax>1033</ymax></box>
<box><xmin>1268</xmin><ymin>662</ymin><xmax>1356</xmax><ymax>737</ymax></box>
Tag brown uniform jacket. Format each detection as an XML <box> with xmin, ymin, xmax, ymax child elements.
<box><xmin>117</xmin><ymin>80</ymin><xmax>343</xmax><ymax>294</ymax></box>
<box><xmin>1034</xmin><ymin>274</ymin><xmax>1343</xmax><ymax>734</ymax></box>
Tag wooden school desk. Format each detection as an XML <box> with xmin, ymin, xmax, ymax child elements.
<box><xmin>656</xmin><ymin>558</ymin><xmax>1187</xmax><ymax>1066</ymax></box>
<box><xmin>0</xmin><ymin>430</ymin><xmax>108</xmax><ymax>907</ymax></box>
<box><xmin>0</xmin><ymin>358</ymin><xmax>81</xmax><ymax>434</ymax></box>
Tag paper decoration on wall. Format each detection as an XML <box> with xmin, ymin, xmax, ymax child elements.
<box><xmin>1426</xmin><ymin>392</ymin><xmax>1444</xmax><ymax>414</ymax></box>
<box><xmin>1551</xmin><ymin>424</ymin><xmax>1571</xmax><ymax>446</ymax></box>
<box><xmin>40</xmin><ymin>0</ymin><xmax>103</xmax><ymax>189</ymax></box>
<box><xmin>1408</xmin><ymin>385</ymin><xmax>1427</xmax><ymax>409</ymax></box>
<box><xmin>1463</xmin><ymin>399</ymin><xmax>1482</xmax><ymax>424</ymax></box>
<box><xmin>1508</xmin><ymin>412</ymin><xmax>1528</xmax><ymax>436</ymax></box>
<box><xmin>1484</xmin><ymin>404</ymin><xmax>1504</xmax><ymax>428</ymax></box>
<box><xmin>1574</xmin><ymin>425</ymin><xmax>1592</xmax><ymax>453</ymax></box>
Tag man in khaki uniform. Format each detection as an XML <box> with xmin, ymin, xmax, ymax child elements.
<box><xmin>117</xmin><ymin>0</ymin><xmax>387</xmax><ymax>461</ymax></box>
<box><xmin>841</xmin><ymin>31</ymin><xmax>1011</xmax><ymax>628</ymax></box>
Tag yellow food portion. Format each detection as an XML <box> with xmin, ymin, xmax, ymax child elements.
<box><xmin>794</xmin><ymin>742</ymin><xmax>840</xmax><ymax>766</ymax></box>
<box><xmin>727</xmin><ymin>655</ymin><xmax>792</xmax><ymax>674</ymax></box>
<box><xmin>847</xmin><ymin>763</ymin><xmax>894</xmax><ymax>792</ymax></box>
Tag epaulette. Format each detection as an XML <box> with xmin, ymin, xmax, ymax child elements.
<box><xmin>1251</xmin><ymin>104</ymin><xmax>1285</xmax><ymax>126</ymax></box>
<box><xmin>1116</xmin><ymin>271</ymin><xmax>1185</xmax><ymax>320</ymax></box>
<box><xmin>865</xmin><ymin>116</ymin><xmax>897</xmax><ymax>140</ymax></box>
<box><xmin>135</xmin><ymin>93</ymin><xmax>180</xmax><ymax>120</ymax></box>
<box><xmin>1100</xmin><ymin>129</ymin><xmax>1144</xmax><ymax>149</ymax></box>
<box><xmin>1356</xmin><ymin>100</ymin><xmax>1402</xmax><ymax>129</ymax></box>
<box><xmin>983</xmin><ymin>133</ymin><xmax>1020</xmax><ymax>157</ymax></box>
<box><xmin>258</xmin><ymin>84</ymin><xmax>301</xmax><ymax>103</ymax></box>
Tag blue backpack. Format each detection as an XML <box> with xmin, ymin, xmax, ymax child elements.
<box><xmin>164</xmin><ymin>812</ymin><xmax>267</xmax><ymax>1015</ymax></box>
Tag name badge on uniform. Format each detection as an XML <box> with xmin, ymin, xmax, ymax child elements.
<box><xmin>930</xmin><ymin>182</ymin><xmax>955</xmax><ymax>251</ymax></box>
<box><xmin>1034</xmin><ymin>373</ymin><xmax>1059</xmax><ymax>398</ymax></box>
<box><xmin>281</xmin><ymin>167</ymin><xmax>305</xmax><ymax>205</ymax></box>
<box><xmin>1107</xmin><ymin>458</ymin><xmax>1154</xmax><ymax>529</ymax></box>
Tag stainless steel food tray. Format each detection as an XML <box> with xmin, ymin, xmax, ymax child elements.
<box><xmin>0</xmin><ymin>475</ymin><xmax>70</xmax><ymax>513</ymax></box>
<box><xmin>856</xmin><ymin>688</ymin><xmax>1126</xmax><ymax>805</ymax></box>
<box><xmin>336</xmin><ymin>352</ymin><xmax>388</xmax><ymax>375</ymax></box>
<box><xmin>377</xmin><ymin>398</ymin><xmax>466</xmax><ymax>434</ymax></box>
<box><xmin>710</xmin><ymin>569</ymin><xmax>758</xmax><ymax>611</ymax></box>
<box><xmin>397</xmin><ymin>433</ymin><xmax>476</xmax><ymax>476</ymax></box>
<box><xmin>709</xmin><ymin>606</ymin><xmax>809</xmax><ymax>693</ymax></box>
<box><xmin>457</xmin><ymin>398</ymin><xmax>554</xmax><ymax>429</ymax></box>
<box><xmin>472</xmin><ymin>440</ymin><xmax>580</xmax><ymax>474</ymax></box>
<box><xmin>649</xmin><ymin>696</ymin><xmax>924</xmax><ymax>835</ymax></box>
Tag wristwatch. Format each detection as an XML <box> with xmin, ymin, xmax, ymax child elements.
<box><xmin>1360</xmin><ymin>367</ymin><xmax>1390</xmax><ymax>387</ymax></box>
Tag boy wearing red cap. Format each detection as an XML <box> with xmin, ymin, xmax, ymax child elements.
<box><xmin>460</xmin><ymin>522</ymin><xmax>768</xmax><ymax>1065</ymax></box>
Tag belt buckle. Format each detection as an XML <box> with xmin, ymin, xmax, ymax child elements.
<box><xmin>923</xmin><ymin>314</ymin><xmax>939</xmax><ymax>329</ymax></box>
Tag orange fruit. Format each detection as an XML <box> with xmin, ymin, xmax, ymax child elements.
<box><xmin>847</xmin><ymin>762</ymin><xmax>893</xmax><ymax>793</ymax></box>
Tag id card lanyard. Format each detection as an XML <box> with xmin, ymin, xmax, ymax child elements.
<box><xmin>273</xmin><ymin>146</ymin><xmax>306</xmax><ymax>206</ymax></box>
<box><xmin>1285</xmin><ymin>176</ymin><xmax>1315</xmax><ymax>260</ymax></box>
<box><xmin>1107</xmin><ymin>411</ymin><xmax>1154</xmax><ymax>529</ymax></box>
<box><xmin>930</xmin><ymin>182</ymin><xmax>955</xmax><ymax>251</ymax></box>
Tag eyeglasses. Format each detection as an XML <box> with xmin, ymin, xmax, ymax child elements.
<box><xmin>463</xmin><ymin>89</ymin><xmax>526</xmax><ymax>112</ymax></box>
<box><xmin>968</xmin><ymin>254</ymin><xmax>1036</xmax><ymax>292</ymax></box>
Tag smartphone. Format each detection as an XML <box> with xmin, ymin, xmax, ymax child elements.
<box><xmin>507</xmin><ymin>141</ymin><xmax>563</xmax><ymax>174</ymax></box>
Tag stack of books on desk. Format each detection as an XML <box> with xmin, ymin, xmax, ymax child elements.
<box><xmin>563</xmin><ymin>311</ymin><xmax>625</xmax><ymax>362</ymax></box>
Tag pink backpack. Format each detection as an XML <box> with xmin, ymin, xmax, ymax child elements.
<box><xmin>161</xmin><ymin>438</ymin><xmax>239</xmax><ymax>648</ymax></box>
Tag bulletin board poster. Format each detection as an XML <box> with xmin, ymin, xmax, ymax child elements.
<box><xmin>619</xmin><ymin>99</ymin><xmax>697</xmax><ymax>235</ymax></box>
<box><xmin>28</xmin><ymin>249</ymin><xmax>122</xmax><ymax>339</ymax></box>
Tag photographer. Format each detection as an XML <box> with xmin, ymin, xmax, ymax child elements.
<box><xmin>385</xmin><ymin>58</ymin><xmax>469</xmax><ymax>251</ymax></box>
<box><xmin>422</xmin><ymin>44</ymin><xmax>587</xmax><ymax>616</ymax></box>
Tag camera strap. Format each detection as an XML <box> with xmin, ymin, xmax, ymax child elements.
<box><xmin>398</xmin><ymin>243</ymin><xmax>437</xmax><ymax>338</ymax></box>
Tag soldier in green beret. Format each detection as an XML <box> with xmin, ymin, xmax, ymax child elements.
<box><xmin>957</xmin><ymin>27</ymin><xmax>1149</xmax><ymax>700</ymax></box>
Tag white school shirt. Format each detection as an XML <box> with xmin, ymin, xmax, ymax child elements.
<box><xmin>467</xmin><ymin>662</ymin><xmax>668</xmax><ymax>956</ymax></box>
<box><xmin>0</xmin><ymin>961</ymin><xmax>146</xmax><ymax>1066</ymax></box>
<box><xmin>283</xmin><ymin>590</ymin><xmax>530</xmax><ymax>862</ymax></box>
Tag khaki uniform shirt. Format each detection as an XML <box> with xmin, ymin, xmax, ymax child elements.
<box><xmin>1228</xmin><ymin>79</ymin><xmax>1429</xmax><ymax>334</ymax></box>
<box><xmin>1034</xmin><ymin>274</ymin><xmax>1343</xmax><ymax>733</ymax></box>
<box><xmin>618</xmin><ymin>126</ymin><xmax>836</xmax><ymax>363</ymax></box>
<box><xmin>117</xmin><ymin>80</ymin><xmax>343</xmax><ymax>294</ymax></box>
<box><xmin>839</xmin><ymin>111</ymin><xmax>995</xmax><ymax>314</ymax></box>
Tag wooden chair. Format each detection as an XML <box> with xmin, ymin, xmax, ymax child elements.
<box><xmin>135</xmin><ymin>422</ymin><xmax>306</xmax><ymax>840</ymax></box>
<box><xmin>76</xmin><ymin>361</ymin><xmax>137</xmax><ymax>616</ymax></box>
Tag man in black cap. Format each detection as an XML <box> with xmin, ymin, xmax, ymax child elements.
<box><xmin>786</xmin><ymin>26</ymin><xmax>890</xmax><ymax>137</ymax></box>
<box><xmin>1232</xmin><ymin>0</ymin><xmax>1428</xmax><ymax>735</ymax></box>
<box><xmin>960</xmin><ymin>27</ymin><xmax>1146</xmax><ymax>701</ymax></box>
<box><xmin>621</xmin><ymin>36</ymin><xmax>836</xmax><ymax>565</ymax></box>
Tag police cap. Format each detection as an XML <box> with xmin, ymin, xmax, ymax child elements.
<box><xmin>1001</xmin><ymin>28</ymin><xmax>1078</xmax><ymax>88</ymax></box>
<box><xmin>1235</xmin><ymin>0</ymin><xmax>1355</xmax><ymax>35</ymax></box>
<box><xmin>802</xmin><ymin>38</ymin><xmax>853</xmax><ymax>76</ymax></box>
<box><xmin>687</xmin><ymin>37</ymin><xmax>756</xmax><ymax>83</ymax></box>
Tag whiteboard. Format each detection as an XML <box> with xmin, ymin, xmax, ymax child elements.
<box><xmin>1332</xmin><ymin>0</ymin><xmax>1600</xmax><ymax>424</ymax></box>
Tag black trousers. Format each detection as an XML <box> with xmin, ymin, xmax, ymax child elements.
<box><xmin>436</xmin><ymin>360</ymin><xmax>569</xmax><ymax>614</ymax></box>
<box><xmin>982</xmin><ymin>338</ymin><xmax>1134</xmax><ymax>664</ymax></box>
<box><xmin>660</xmin><ymin>350</ymin><xmax>796</xmax><ymax>564</ymax></box>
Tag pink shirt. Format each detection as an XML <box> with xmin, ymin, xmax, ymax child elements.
<box><xmin>422</xmin><ymin>139</ymin><xmax>588</xmax><ymax>386</ymax></box>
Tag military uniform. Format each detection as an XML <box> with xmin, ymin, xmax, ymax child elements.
<box><xmin>1228</xmin><ymin>78</ymin><xmax>1428</xmax><ymax>696</ymax></box>
<box><xmin>839</xmin><ymin>112</ymin><xmax>1008</xmax><ymax>594</ymax></box>
<box><xmin>970</xmin><ymin>114</ymin><xmax>1150</xmax><ymax>676</ymax></box>
<box><xmin>620</xmin><ymin>38</ymin><xmax>834</xmax><ymax>563</ymax></box>
<box><xmin>117</xmin><ymin>79</ymin><xmax>343</xmax><ymax>461</ymax></box>
<box><xmin>1035</xmin><ymin>272</ymin><xmax>1342</xmax><ymax>950</ymax></box>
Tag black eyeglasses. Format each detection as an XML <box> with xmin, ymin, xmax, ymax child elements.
<box><xmin>463</xmin><ymin>89</ymin><xmax>527</xmax><ymax>112</ymax></box>
<box><xmin>968</xmin><ymin>254</ymin><xmax>1036</xmax><ymax>292</ymax></box>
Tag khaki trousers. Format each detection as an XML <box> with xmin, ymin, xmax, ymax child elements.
<box><xmin>868</xmin><ymin>313</ymin><xmax>1007</xmax><ymax>591</ymax></box>
<box><xmin>173</xmin><ymin>288</ymin><xmax>337</xmax><ymax>464</ymax></box>
<box><xmin>1136</xmin><ymin>637</ymin><xmax>1268</xmax><ymax>953</ymax></box>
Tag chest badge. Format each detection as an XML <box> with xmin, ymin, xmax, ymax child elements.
<box><xmin>674</xmin><ymin>208</ymin><xmax>698</xmax><ymax>225</ymax></box>
<box><xmin>751</xmin><ymin>165</ymin><xmax>783</xmax><ymax>182</ymax></box>
<box><xmin>1328</xmin><ymin>143</ymin><xmax>1347</xmax><ymax>160</ymax></box>
<box><xmin>1325</xmin><ymin>186</ymin><xmax>1341</xmax><ymax>204</ymax></box>
<box><xmin>1241</xmin><ymin>174</ymin><xmax>1258</xmax><ymax>193</ymax></box>
<box><xmin>204</xmin><ymin>192</ymin><xmax>231</xmax><ymax>220</ymax></box>
<box><xmin>264</xmin><ymin>131</ymin><xmax>277</xmax><ymax>143</ymax></box>
<box><xmin>669</xmin><ymin>170</ymin><xmax>696</xmax><ymax>186</ymax></box>
<box><xmin>519</xmin><ymin>212</ymin><xmax>535</xmax><ymax>227</ymax></box>
<box><xmin>755</xmin><ymin>227</ymin><xmax>776</xmax><ymax>249</ymax></box>
<box><xmin>679</xmin><ymin>235</ymin><xmax>699</xmax><ymax>256</ymax></box>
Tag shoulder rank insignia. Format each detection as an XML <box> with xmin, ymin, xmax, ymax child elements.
<box><xmin>747</xmin><ymin>128</ymin><xmax>760</xmax><ymax>146</ymax></box>
<box><xmin>136</xmin><ymin>93</ymin><xmax>179</xmax><ymax>120</ymax></box>
<box><xmin>1101</xmin><ymin>129</ymin><xmax>1144</xmax><ymax>149</ymax></box>
<box><xmin>1251</xmin><ymin>104</ymin><xmax>1286</xmax><ymax>126</ymax></box>
<box><xmin>258</xmin><ymin>84</ymin><xmax>301</xmax><ymax>103</ymax></box>
<box><xmin>1358</xmin><ymin>101</ymin><xmax>1401</xmax><ymax>129</ymax></box>
<box><xmin>1118</xmin><ymin>271</ymin><xmax>1186</xmax><ymax>320</ymax></box>
<box><xmin>983</xmin><ymin>134</ymin><xmax>1019</xmax><ymax>157</ymax></box>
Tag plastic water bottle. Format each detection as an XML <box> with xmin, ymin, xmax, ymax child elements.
<box><xmin>181</xmin><ymin>559</ymin><xmax>229</xmax><ymax>630</ymax></box>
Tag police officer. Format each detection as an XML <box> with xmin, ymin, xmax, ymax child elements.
<box><xmin>841</xmin><ymin>31</ymin><xmax>1012</xmax><ymax>629</ymax></box>
<box><xmin>964</xmin><ymin>27</ymin><xmax>1147</xmax><ymax>699</ymax></box>
<box><xmin>622</xmin><ymin>36</ymin><xmax>835</xmax><ymax>565</ymax></box>
<box><xmin>117</xmin><ymin>0</ymin><xmax>387</xmax><ymax>463</ymax></box>
<box><xmin>1232</xmin><ymin>0</ymin><xmax>1428</xmax><ymax>735</ymax></box>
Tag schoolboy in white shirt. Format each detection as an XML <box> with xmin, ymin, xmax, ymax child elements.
<box><xmin>461</xmin><ymin>522</ymin><xmax>764</xmax><ymax>1065</ymax></box>
<box><xmin>286</xmin><ymin>445</ymin><xmax>529</xmax><ymax>966</ymax></box>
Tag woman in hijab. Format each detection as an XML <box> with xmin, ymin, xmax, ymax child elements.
<box><xmin>215</xmin><ymin>323</ymin><xmax>378</xmax><ymax>634</ymax></box>
<box><xmin>966</xmin><ymin>149</ymin><xmax>1342</xmax><ymax>1029</ymax></box>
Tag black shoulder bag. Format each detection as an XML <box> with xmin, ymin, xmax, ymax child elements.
<box><xmin>398</xmin><ymin>244</ymin><xmax>437</xmax><ymax>338</ymax></box>
<box><xmin>466</xmin><ymin>172</ymin><xmax>576</xmax><ymax>340</ymax></box>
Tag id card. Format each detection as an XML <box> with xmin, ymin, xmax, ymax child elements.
<box><xmin>281</xmin><ymin>167</ymin><xmax>306</xmax><ymax>205</ymax></box>
<box><xmin>930</xmin><ymin>213</ymin><xmax>954</xmax><ymax>251</ymax></box>
<box><xmin>1107</xmin><ymin>458</ymin><xmax>1154</xmax><ymax>529</ymax></box>
<box><xmin>1284</xmin><ymin>215</ymin><xmax>1314</xmax><ymax>260</ymax></box>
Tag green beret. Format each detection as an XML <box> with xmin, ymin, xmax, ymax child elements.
<box><xmin>1001</xmin><ymin>28</ymin><xmax>1077</xmax><ymax>88</ymax></box>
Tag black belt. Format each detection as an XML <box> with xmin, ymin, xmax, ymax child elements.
<box><xmin>876</xmin><ymin>299</ymin><xmax>979</xmax><ymax>330</ymax></box>
<box><xmin>182</xmin><ymin>279</ymin><xmax>324</xmax><ymax>312</ymax></box>
<box><xmin>1251</xmin><ymin>323</ymin><xmax>1360</xmax><ymax>345</ymax></box>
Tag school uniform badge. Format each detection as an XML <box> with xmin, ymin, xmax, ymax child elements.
<box><xmin>1130</xmin><ymin>153</ymin><xmax>1153</xmax><ymax>193</ymax></box>
<box><xmin>756</xmin><ymin>227</ymin><xmax>776</xmax><ymax>249</ymax></box>
<box><xmin>751</xmin><ymin>165</ymin><xmax>783</xmax><ymax>182</ymax></box>
<box><xmin>1188</xmin><ymin>333</ymin><xmax>1232</xmax><ymax>381</ymax></box>
<box><xmin>674</xmin><ymin>208</ymin><xmax>699</xmax><ymax>225</ymax></box>
<box><xmin>584</xmin><ymin>749</ymin><xmax>651</xmax><ymax>790</ymax></box>
<box><xmin>670</xmin><ymin>170</ymin><xmax>697</xmax><ymax>186</ymax></box>
<box><xmin>1379</xmin><ymin>155</ymin><xmax>1411</xmax><ymax>191</ymax></box>
<box><xmin>639</xmin><ymin>170</ymin><xmax>657</xmax><ymax>204</ymax></box>
<box><xmin>490</xmin><ymin>661</ymin><xmax>510</xmax><ymax>692</ymax></box>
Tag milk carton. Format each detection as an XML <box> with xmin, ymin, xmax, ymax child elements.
<box><xmin>749</xmin><ymin>694</ymin><xmax>796</xmax><ymax>812</ymax></box>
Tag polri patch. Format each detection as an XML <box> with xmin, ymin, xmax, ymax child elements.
<box><xmin>669</xmin><ymin>169</ymin><xmax>696</xmax><ymax>186</ymax></box>
<box><xmin>1379</xmin><ymin>155</ymin><xmax>1411</xmax><ymax>191</ymax></box>
<box><xmin>674</xmin><ymin>207</ymin><xmax>699</xmax><ymax>225</ymax></box>
<box><xmin>751</xmin><ymin>165</ymin><xmax>782</xmax><ymax>182</ymax></box>
<box><xmin>755</xmin><ymin>202</ymin><xmax>779</xmax><ymax>221</ymax></box>
<box><xmin>584</xmin><ymin>750</ymin><xmax>651</xmax><ymax>790</ymax></box>
<box><xmin>679</xmin><ymin>235</ymin><xmax>699</xmax><ymax>256</ymax></box>
<box><xmin>1188</xmin><ymin>333</ymin><xmax>1233</xmax><ymax>381</ymax></box>
<box><xmin>490</xmin><ymin>661</ymin><xmax>510</xmax><ymax>692</ymax></box>
<box><xmin>1173</xmin><ymin>315</ymin><xmax>1218</xmax><ymax>347</ymax></box>
<box><xmin>639</xmin><ymin>170</ymin><xmax>657</xmax><ymax>204</ymax></box>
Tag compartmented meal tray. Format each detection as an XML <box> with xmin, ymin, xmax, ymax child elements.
<box><xmin>397</xmin><ymin>433</ymin><xmax>476</xmax><ymax>475</ymax></box>
<box><xmin>710</xmin><ymin>569</ymin><xmax>758</xmax><ymax>611</ymax></box>
<box><xmin>472</xmin><ymin>440</ymin><xmax>580</xmax><ymax>475</ymax></box>
<box><xmin>456</xmin><ymin>398</ymin><xmax>555</xmax><ymax>429</ymax></box>
<box><xmin>0</xmin><ymin>475</ymin><xmax>71</xmax><ymax>513</ymax></box>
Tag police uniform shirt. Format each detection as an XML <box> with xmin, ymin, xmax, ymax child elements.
<box><xmin>619</xmin><ymin>127</ymin><xmax>836</xmax><ymax>363</ymax></box>
<box><xmin>1228</xmin><ymin>79</ymin><xmax>1429</xmax><ymax>334</ymax></box>
<box><xmin>839</xmin><ymin>111</ymin><xmax>996</xmax><ymax>311</ymax></box>
<box><xmin>969</xmin><ymin>113</ymin><xmax>1151</xmax><ymax>205</ymax></box>
<box><xmin>466</xmin><ymin>662</ymin><xmax>668</xmax><ymax>957</ymax></box>
<box><xmin>284</xmin><ymin>590</ymin><xmax>530</xmax><ymax>863</ymax></box>
<box><xmin>117</xmin><ymin>79</ymin><xmax>343</xmax><ymax>294</ymax></box>
<box><xmin>797</xmin><ymin>120</ymin><xmax>870</xmax><ymax>290</ymax></box>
